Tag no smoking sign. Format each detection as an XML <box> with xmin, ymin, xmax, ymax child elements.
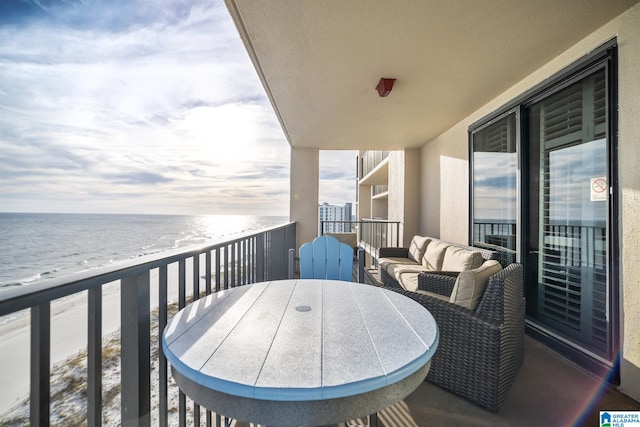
<box><xmin>591</xmin><ymin>177</ymin><xmax>607</xmax><ymax>201</ymax></box>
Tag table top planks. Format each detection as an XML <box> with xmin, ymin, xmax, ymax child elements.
<box><xmin>162</xmin><ymin>279</ymin><xmax>438</xmax><ymax>402</ymax></box>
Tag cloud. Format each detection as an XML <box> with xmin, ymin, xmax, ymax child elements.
<box><xmin>103</xmin><ymin>172</ymin><xmax>173</xmax><ymax>185</ymax></box>
<box><xmin>0</xmin><ymin>0</ymin><xmax>301</xmax><ymax>215</ymax></box>
<box><xmin>320</xmin><ymin>170</ymin><xmax>353</xmax><ymax>180</ymax></box>
<box><xmin>0</xmin><ymin>0</ymin><xmax>359</xmax><ymax>216</ymax></box>
<box><xmin>473</xmin><ymin>152</ymin><xmax>517</xmax><ymax>220</ymax></box>
<box><xmin>319</xmin><ymin>150</ymin><xmax>357</xmax><ymax>205</ymax></box>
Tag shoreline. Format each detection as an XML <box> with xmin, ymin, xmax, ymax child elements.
<box><xmin>0</xmin><ymin>301</ymin><xmax>195</xmax><ymax>426</ymax></box>
<box><xmin>0</xmin><ymin>263</ymin><xmax>197</xmax><ymax>417</ymax></box>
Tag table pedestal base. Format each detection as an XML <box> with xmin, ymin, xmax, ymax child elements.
<box><xmin>172</xmin><ymin>361</ymin><xmax>430</xmax><ymax>427</ymax></box>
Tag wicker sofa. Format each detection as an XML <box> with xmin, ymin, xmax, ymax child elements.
<box><xmin>378</xmin><ymin>237</ymin><xmax>525</xmax><ymax>411</ymax></box>
<box><xmin>378</xmin><ymin>237</ymin><xmax>503</xmax><ymax>291</ymax></box>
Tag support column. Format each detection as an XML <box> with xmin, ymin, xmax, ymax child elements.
<box><xmin>290</xmin><ymin>147</ymin><xmax>319</xmax><ymax>250</ymax></box>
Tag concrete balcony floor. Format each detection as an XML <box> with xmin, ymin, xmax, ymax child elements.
<box><xmin>356</xmin><ymin>268</ymin><xmax>640</xmax><ymax>426</ymax></box>
<box><xmin>234</xmin><ymin>334</ymin><xmax>638</xmax><ymax>427</ymax></box>
<box><xmin>375</xmin><ymin>336</ymin><xmax>640</xmax><ymax>427</ymax></box>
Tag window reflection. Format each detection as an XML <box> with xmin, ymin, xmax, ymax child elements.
<box><xmin>472</xmin><ymin>113</ymin><xmax>517</xmax><ymax>251</ymax></box>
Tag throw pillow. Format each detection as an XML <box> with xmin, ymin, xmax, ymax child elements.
<box><xmin>449</xmin><ymin>260</ymin><xmax>502</xmax><ymax>310</ymax></box>
<box><xmin>441</xmin><ymin>246</ymin><xmax>484</xmax><ymax>271</ymax></box>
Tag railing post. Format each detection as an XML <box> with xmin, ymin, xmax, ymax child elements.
<box><xmin>178</xmin><ymin>259</ymin><xmax>186</xmax><ymax>308</ymax></box>
<box><xmin>215</xmin><ymin>249</ymin><xmax>222</xmax><ymax>292</ymax></box>
<box><xmin>158</xmin><ymin>266</ymin><xmax>168</xmax><ymax>427</ymax></box>
<box><xmin>88</xmin><ymin>287</ymin><xmax>102</xmax><ymax>427</ymax></box>
<box><xmin>231</xmin><ymin>243</ymin><xmax>236</xmax><ymax>287</ymax></box>
<box><xmin>191</xmin><ymin>254</ymin><xmax>202</xmax><ymax>425</ymax></box>
<box><xmin>193</xmin><ymin>254</ymin><xmax>200</xmax><ymax>300</ymax></box>
<box><xmin>205</xmin><ymin>251</ymin><xmax>212</xmax><ymax>295</ymax></box>
<box><xmin>248</xmin><ymin>238</ymin><xmax>254</xmax><ymax>284</ymax></box>
<box><xmin>256</xmin><ymin>233</ymin><xmax>265</xmax><ymax>282</ymax></box>
<box><xmin>178</xmin><ymin>260</ymin><xmax>187</xmax><ymax>427</ymax></box>
<box><xmin>223</xmin><ymin>246</ymin><xmax>229</xmax><ymax>290</ymax></box>
<box><xmin>30</xmin><ymin>302</ymin><xmax>50</xmax><ymax>426</ymax></box>
<box><xmin>120</xmin><ymin>272</ymin><xmax>151</xmax><ymax>427</ymax></box>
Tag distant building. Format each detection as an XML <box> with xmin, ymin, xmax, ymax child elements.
<box><xmin>318</xmin><ymin>202</ymin><xmax>353</xmax><ymax>234</ymax></box>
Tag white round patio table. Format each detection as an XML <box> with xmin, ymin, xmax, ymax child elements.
<box><xmin>162</xmin><ymin>279</ymin><xmax>438</xmax><ymax>426</ymax></box>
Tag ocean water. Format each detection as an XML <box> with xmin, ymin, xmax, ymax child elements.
<box><xmin>0</xmin><ymin>212</ymin><xmax>288</xmax><ymax>289</ymax></box>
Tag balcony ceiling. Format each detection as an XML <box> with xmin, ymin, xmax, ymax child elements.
<box><xmin>225</xmin><ymin>0</ymin><xmax>638</xmax><ymax>150</ymax></box>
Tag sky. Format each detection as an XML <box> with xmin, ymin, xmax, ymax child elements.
<box><xmin>473</xmin><ymin>139</ymin><xmax>607</xmax><ymax>223</ymax></box>
<box><xmin>0</xmin><ymin>0</ymin><xmax>356</xmax><ymax>216</ymax></box>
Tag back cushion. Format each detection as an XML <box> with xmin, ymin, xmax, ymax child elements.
<box><xmin>422</xmin><ymin>239</ymin><xmax>448</xmax><ymax>270</ymax></box>
<box><xmin>408</xmin><ymin>236</ymin><xmax>431</xmax><ymax>263</ymax></box>
<box><xmin>449</xmin><ymin>260</ymin><xmax>502</xmax><ymax>310</ymax></box>
<box><xmin>441</xmin><ymin>246</ymin><xmax>484</xmax><ymax>271</ymax></box>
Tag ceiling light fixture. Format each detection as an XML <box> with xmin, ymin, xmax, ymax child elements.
<box><xmin>376</xmin><ymin>78</ymin><xmax>396</xmax><ymax>97</ymax></box>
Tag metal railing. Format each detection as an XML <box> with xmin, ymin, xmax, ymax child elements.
<box><xmin>320</xmin><ymin>219</ymin><xmax>401</xmax><ymax>266</ymax></box>
<box><xmin>0</xmin><ymin>222</ymin><xmax>296</xmax><ymax>427</ymax></box>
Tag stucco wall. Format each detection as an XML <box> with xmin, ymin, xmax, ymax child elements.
<box><xmin>419</xmin><ymin>3</ymin><xmax>640</xmax><ymax>400</ymax></box>
<box><xmin>420</xmin><ymin>127</ymin><xmax>468</xmax><ymax>243</ymax></box>
<box><xmin>388</xmin><ymin>149</ymin><xmax>422</xmax><ymax>246</ymax></box>
<box><xmin>290</xmin><ymin>147</ymin><xmax>319</xmax><ymax>250</ymax></box>
<box><xmin>402</xmin><ymin>148</ymin><xmax>421</xmax><ymax>246</ymax></box>
<box><xmin>387</xmin><ymin>151</ymin><xmax>405</xmax><ymax>225</ymax></box>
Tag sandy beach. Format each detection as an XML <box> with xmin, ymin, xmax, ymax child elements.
<box><xmin>0</xmin><ymin>262</ymin><xmax>198</xmax><ymax>419</ymax></box>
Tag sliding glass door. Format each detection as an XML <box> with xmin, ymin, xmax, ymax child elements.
<box><xmin>470</xmin><ymin>47</ymin><xmax>618</xmax><ymax>372</ymax></box>
<box><xmin>526</xmin><ymin>67</ymin><xmax>611</xmax><ymax>359</ymax></box>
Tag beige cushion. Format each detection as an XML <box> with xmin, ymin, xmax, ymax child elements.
<box><xmin>441</xmin><ymin>246</ymin><xmax>484</xmax><ymax>271</ymax></box>
<box><xmin>378</xmin><ymin>257</ymin><xmax>420</xmax><ymax>275</ymax></box>
<box><xmin>449</xmin><ymin>260</ymin><xmax>502</xmax><ymax>310</ymax></box>
<box><xmin>397</xmin><ymin>271</ymin><xmax>420</xmax><ymax>292</ymax></box>
<box><xmin>422</xmin><ymin>239</ymin><xmax>448</xmax><ymax>270</ymax></box>
<box><xmin>389</xmin><ymin>263</ymin><xmax>425</xmax><ymax>281</ymax></box>
<box><xmin>408</xmin><ymin>236</ymin><xmax>431</xmax><ymax>263</ymax></box>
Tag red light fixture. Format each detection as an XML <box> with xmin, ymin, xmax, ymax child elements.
<box><xmin>376</xmin><ymin>78</ymin><xmax>396</xmax><ymax>97</ymax></box>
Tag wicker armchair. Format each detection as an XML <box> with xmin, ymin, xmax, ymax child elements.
<box><xmin>382</xmin><ymin>263</ymin><xmax>525</xmax><ymax>411</ymax></box>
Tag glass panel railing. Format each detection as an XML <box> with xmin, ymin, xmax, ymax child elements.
<box><xmin>361</xmin><ymin>150</ymin><xmax>389</xmax><ymax>178</ymax></box>
<box><xmin>372</xmin><ymin>185</ymin><xmax>388</xmax><ymax>196</ymax></box>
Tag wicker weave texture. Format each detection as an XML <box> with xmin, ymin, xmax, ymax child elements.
<box><xmin>383</xmin><ymin>263</ymin><xmax>525</xmax><ymax>412</ymax></box>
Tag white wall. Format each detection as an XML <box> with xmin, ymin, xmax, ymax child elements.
<box><xmin>419</xmin><ymin>3</ymin><xmax>640</xmax><ymax>400</ymax></box>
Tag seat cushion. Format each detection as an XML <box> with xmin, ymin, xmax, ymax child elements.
<box><xmin>408</xmin><ymin>236</ymin><xmax>431</xmax><ymax>263</ymax></box>
<box><xmin>389</xmin><ymin>263</ymin><xmax>425</xmax><ymax>282</ymax></box>
<box><xmin>449</xmin><ymin>260</ymin><xmax>502</xmax><ymax>310</ymax></box>
<box><xmin>378</xmin><ymin>257</ymin><xmax>420</xmax><ymax>275</ymax></box>
<box><xmin>397</xmin><ymin>271</ymin><xmax>420</xmax><ymax>292</ymax></box>
<box><xmin>441</xmin><ymin>246</ymin><xmax>484</xmax><ymax>271</ymax></box>
<box><xmin>422</xmin><ymin>239</ymin><xmax>448</xmax><ymax>270</ymax></box>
